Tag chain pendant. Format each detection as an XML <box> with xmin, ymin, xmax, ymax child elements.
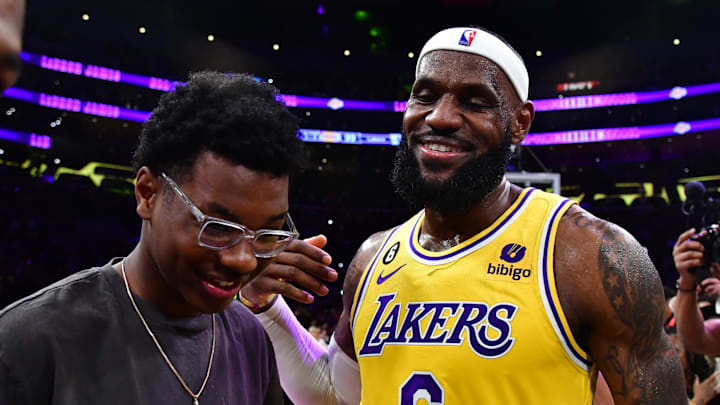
<box><xmin>193</xmin><ymin>400</ymin><xmax>199</xmax><ymax>405</ymax></box>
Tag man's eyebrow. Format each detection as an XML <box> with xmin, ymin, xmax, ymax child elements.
<box><xmin>206</xmin><ymin>202</ymin><xmax>240</xmax><ymax>222</ymax></box>
<box><xmin>267</xmin><ymin>212</ymin><xmax>288</xmax><ymax>223</ymax></box>
<box><xmin>411</xmin><ymin>77</ymin><xmax>436</xmax><ymax>90</ymax></box>
<box><xmin>414</xmin><ymin>76</ymin><xmax>499</xmax><ymax>96</ymax></box>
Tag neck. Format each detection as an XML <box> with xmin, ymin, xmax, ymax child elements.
<box><xmin>115</xmin><ymin>241</ymin><xmax>200</xmax><ymax>318</ymax></box>
<box><xmin>420</xmin><ymin>180</ymin><xmax>521</xmax><ymax>248</ymax></box>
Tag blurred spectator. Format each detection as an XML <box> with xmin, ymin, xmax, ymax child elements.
<box><xmin>673</xmin><ymin>228</ymin><xmax>720</xmax><ymax>356</ymax></box>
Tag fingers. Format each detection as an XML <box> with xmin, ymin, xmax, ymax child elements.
<box><xmin>285</xmin><ymin>237</ymin><xmax>334</xmax><ymax>267</ymax></box>
<box><xmin>267</xmin><ymin>263</ymin><xmax>331</xmax><ymax>298</ymax></box>
<box><xmin>676</xmin><ymin>228</ymin><xmax>697</xmax><ymax>246</ymax></box>
<box><xmin>673</xmin><ymin>229</ymin><xmax>704</xmax><ymax>256</ymax></box>
<box><xmin>674</xmin><ymin>239</ymin><xmax>705</xmax><ymax>255</ymax></box>
<box><xmin>277</xmin><ymin>239</ymin><xmax>337</xmax><ymax>282</ymax></box>
<box><xmin>701</xmin><ymin>278</ymin><xmax>720</xmax><ymax>287</ymax></box>
<box><xmin>245</xmin><ymin>276</ymin><xmax>315</xmax><ymax>304</ymax></box>
<box><xmin>242</xmin><ymin>235</ymin><xmax>339</xmax><ymax>306</ymax></box>
<box><xmin>674</xmin><ymin>229</ymin><xmax>705</xmax><ymax>275</ymax></box>
<box><xmin>700</xmin><ymin>372</ymin><xmax>720</xmax><ymax>387</ymax></box>
<box><xmin>304</xmin><ymin>234</ymin><xmax>328</xmax><ymax>250</ymax></box>
<box><xmin>701</xmin><ymin>278</ymin><xmax>720</xmax><ymax>296</ymax></box>
<box><xmin>674</xmin><ymin>249</ymin><xmax>705</xmax><ymax>274</ymax></box>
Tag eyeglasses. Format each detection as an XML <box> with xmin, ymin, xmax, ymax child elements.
<box><xmin>160</xmin><ymin>172</ymin><xmax>299</xmax><ymax>258</ymax></box>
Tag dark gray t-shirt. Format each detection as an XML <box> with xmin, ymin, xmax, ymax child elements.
<box><xmin>0</xmin><ymin>262</ymin><xmax>284</xmax><ymax>405</ymax></box>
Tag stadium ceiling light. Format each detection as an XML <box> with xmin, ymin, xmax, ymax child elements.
<box><xmin>272</xmin><ymin>43</ymin><xmax>280</xmax><ymax>51</ymax></box>
<box><xmin>207</xmin><ymin>34</ymin><xmax>215</xmax><ymax>42</ymax></box>
<box><xmin>81</xmin><ymin>14</ymin><xmax>90</xmax><ymax>21</ymax></box>
<box><xmin>267</xmin><ymin>78</ymin><xmax>274</xmax><ymax>83</ymax></box>
<box><xmin>673</xmin><ymin>38</ymin><xmax>680</xmax><ymax>46</ymax></box>
<box><xmin>139</xmin><ymin>26</ymin><xmax>146</xmax><ymax>34</ymax></box>
<box><xmin>535</xmin><ymin>50</ymin><xmax>542</xmax><ymax>57</ymax></box>
<box><xmin>408</xmin><ymin>51</ymin><xmax>415</xmax><ymax>58</ymax></box>
<box><xmin>343</xmin><ymin>49</ymin><xmax>350</xmax><ymax>56</ymax></box>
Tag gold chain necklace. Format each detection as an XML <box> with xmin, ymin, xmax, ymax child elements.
<box><xmin>121</xmin><ymin>260</ymin><xmax>215</xmax><ymax>405</ymax></box>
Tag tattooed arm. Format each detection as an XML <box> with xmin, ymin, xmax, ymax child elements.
<box><xmin>555</xmin><ymin>206</ymin><xmax>686</xmax><ymax>405</ymax></box>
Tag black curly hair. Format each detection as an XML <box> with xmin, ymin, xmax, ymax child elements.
<box><xmin>132</xmin><ymin>71</ymin><xmax>305</xmax><ymax>183</ymax></box>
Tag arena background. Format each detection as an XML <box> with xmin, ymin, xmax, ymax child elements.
<box><xmin>2</xmin><ymin>0</ymin><xmax>719</xmax><ymax>369</ymax></box>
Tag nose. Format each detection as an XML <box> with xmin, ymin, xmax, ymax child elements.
<box><xmin>425</xmin><ymin>95</ymin><xmax>462</xmax><ymax>132</ymax></box>
<box><xmin>218</xmin><ymin>238</ymin><xmax>258</xmax><ymax>275</ymax></box>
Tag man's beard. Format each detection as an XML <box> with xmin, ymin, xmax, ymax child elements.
<box><xmin>390</xmin><ymin>130</ymin><xmax>512</xmax><ymax>215</ymax></box>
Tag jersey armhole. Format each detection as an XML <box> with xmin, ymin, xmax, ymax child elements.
<box><xmin>350</xmin><ymin>226</ymin><xmax>402</xmax><ymax>333</ymax></box>
<box><xmin>537</xmin><ymin>198</ymin><xmax>593</xmax><ymax>372</ymax></box>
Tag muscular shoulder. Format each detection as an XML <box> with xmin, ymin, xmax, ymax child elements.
<box><xmin>341</xmin><ymin>229</ymin><xmax>394</xmax><ymax>304</ymax></box>
<box><xmin>335</xmin><ymin>229</ymin><xmax>393</xmax><ymax>357</ymax></box>
<box><xmin>554</xmin><ymin>205</ymin><xmax>665</xmax><ymax>345</ymax></box>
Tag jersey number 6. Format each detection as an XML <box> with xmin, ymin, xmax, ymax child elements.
<box><xmin>399</xmin><ymin>371</ymin><xmax>444</xmax><ymax>405</ymax></box>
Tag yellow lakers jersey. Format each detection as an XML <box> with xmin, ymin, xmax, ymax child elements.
<box><xmin>351</xmin><ymin>188</ymin><xmax>595</xmax><ymax>405</ymax></box>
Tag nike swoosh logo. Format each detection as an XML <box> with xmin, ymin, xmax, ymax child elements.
<box><xmin>377</xmin><ymin>264</ymin><xmax>406</xmax><ymax>285</ymax></box>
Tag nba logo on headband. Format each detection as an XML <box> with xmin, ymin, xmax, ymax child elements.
<box><xmin>417</xmin><ymin>27</ymin><xmax>530</xmax><ymax>101</ymax></box>
<box><xmin>458</xmin><ymin>30</ymin><xmax>476</xmax><ymax>47</ymax></box>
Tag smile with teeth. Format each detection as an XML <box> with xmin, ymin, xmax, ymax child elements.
<box><xmin>210</xmin><ymin>278</ymin><xmax>238</xmax><ymax>289</ymax></box>
<box><xmin>424</xmin><ymin>143</ymin><xmax>465</xmax><ymax>153</ymax></box>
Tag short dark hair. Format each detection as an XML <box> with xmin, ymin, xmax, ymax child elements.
<box><xmin>132</xmin><ymin>71</ymin><xmax>305</xmax><ymax>182</ymax></box>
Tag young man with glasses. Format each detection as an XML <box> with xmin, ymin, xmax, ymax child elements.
<box><xmin>0</xmin><ymin>71</ymin><xmax>336</xmax><ymax>404</ymax></box>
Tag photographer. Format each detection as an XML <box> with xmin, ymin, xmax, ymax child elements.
<box><xmin>673</xmin><ymin>227</ymin><xmax>720</xmax><ymax>355</ymax></box>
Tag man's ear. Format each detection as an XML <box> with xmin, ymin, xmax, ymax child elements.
<box><xmin>510</xmin><ymin>101</ymin><xmax>535</xmax><ymax>145</ymax></box>
<box><xmin>135</xmin><ymin>167</ymin><xmax>160</xmax><ymax>220</ymax></box>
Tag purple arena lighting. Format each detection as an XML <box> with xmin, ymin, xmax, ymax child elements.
<box><xmin>21</xmin><ymin>51</ymin><xmax>720</xmax><ymax>113</ymax></box>
<box><xmin>3</xmin><ymin>86</ymin><xmax>720</xmax><ymax>147</ymax></box>
<box><xmin>0</xmin><ymin>128</ymin><xmax>51</xmax><ymax>149</ymax></box>
<box><xmin>21</xmin><ymin>51</ymin><xmax>181</xmax><ymax>92</ymax></box>
<box><xmin>522</xmin><ymin>118</ymin><xmax>720</xmax><ymax>145</ymax></box>
<box><xmin>84</xmin><ymin>64</ymin><xmax>121</xmax><ymax>82</ymax></box>
<box><xmin>298</xmin><ymin>129</ymin><xmax>403</xmax><ymax>145</ymax></box>
<box><xmin>4</xmin><ymin>87</ymin><xmax>151</xmax><ymax>121</ymax></box>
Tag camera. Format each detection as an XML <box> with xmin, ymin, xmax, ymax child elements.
<box><xmin>690</xmin><ymin>224</ymin><xmax>720</xmax><ymax>272</ymax></box>
<box><xmin>683</xmin><ymin>181</ymin><xmax>720</xmax><ymax>275</ymax></box>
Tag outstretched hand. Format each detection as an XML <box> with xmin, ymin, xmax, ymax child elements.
<box><xmin>241</xmin><ymin>235</ymin><xmax>338</xmax><ymax>310</ymax></box>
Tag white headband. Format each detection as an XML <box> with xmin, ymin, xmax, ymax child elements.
<box><xmin>416</xmin><ymin>27</ymin><xmax>529</xmax><ymax>102</ymax></box>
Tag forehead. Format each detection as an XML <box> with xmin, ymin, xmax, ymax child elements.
<box><xmin>416</xmin><ymin>50</ymin><xmax>515</xmax><ymax>96</ymax></box>
<box><xmin>181</xmin><ymin>152</ymin><xmax>289</xmax><ymax>225</ymax></box>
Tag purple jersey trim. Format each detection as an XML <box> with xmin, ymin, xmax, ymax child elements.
<box><xmin>541</xmin><ymin>198</ymin><xmax>592</xmax><ymax>368</ymax></box>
